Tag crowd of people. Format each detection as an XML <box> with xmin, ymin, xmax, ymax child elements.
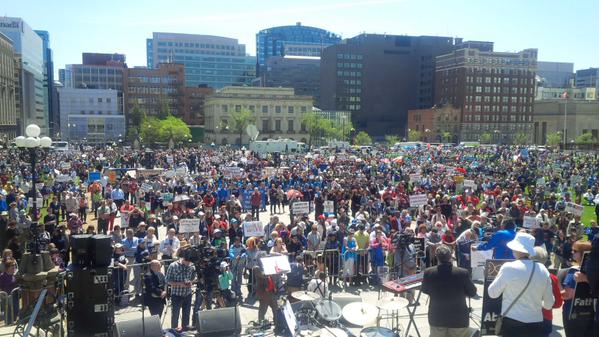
<box><xmin>0</xmin><ymin>143</ymin><xmax>598</xmax><ymax>336</ymax></box>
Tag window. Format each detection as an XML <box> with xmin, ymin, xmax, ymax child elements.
<box><xmin>262</xmin><ymin>106</ymin><xmax>268</xmax><ymax>113</ymax></box>
<box><xmin>262</xmin><ymin>120</ymin><xmax>269</xmax><ymax>131</ymax></box>
<box><xmin>301</xmin><ymin>106</ymin><xmax>307</xmax><ymax>113</ymax></box>
<box><xmin>249</xmin><ymin>105</ymin><xmax>255</xmax><ymax>112</ymax></box>
<box><xmin>288</xmin><ymin>120</ymin><xmax>294</xmax><ymax>132</ymax></box>
<box><xmin>275</xmin><ymin>120</ymin><xmax>281</xmax><ymax>131</ymax></box>
<box><xmin>235</xmin><ymin>105</ymin><xmax>241</xmax><ymax>112</ymax></box>
<box><xmin>288</xmin><ymin>106</ymin><xmax>294</xmax><ymax>113</ymax></box>
<box><xmin>476</xmin><ymin>86</ymin><xmax>482</xmax><ymax>93</ymax></box>
<box><xmin>221</xmin><ymin>105</ymin><xmax>228</xmax><ymax>113</ymax></box>
<box><xmin>106</xmin><ymin>98</ymin><xmax>111</xmax><ymax>103</ymax></box>
<box><xmin>275</xmin><ymin>106</ymin><xmax>281</xmax><ymax>113</ymax></box>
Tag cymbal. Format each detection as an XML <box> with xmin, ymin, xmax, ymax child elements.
<box><xmin>376</xmin><ymin>296</ymin><xmax>410</xmax><ymax>311</ymax></box>
<box><xmin>342</xmin><ymin>302</ymin><xmax>378</xmax><ymax>326</ymax></box>
<box><xmin>291</xmin><ymin>291</ymin><xmax>320</xmax><ymax>301</ymax></box>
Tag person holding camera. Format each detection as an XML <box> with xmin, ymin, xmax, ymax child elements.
<box><xmin>166</xmin><ymin>252</ymin><xmax>197</xmax><ymax>332</ymax></box>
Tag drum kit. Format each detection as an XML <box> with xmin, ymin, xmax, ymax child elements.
<box><xmin>290</xmin><ymin>291</ymin><xmax>410</xmax><ymax>337</ymax></box>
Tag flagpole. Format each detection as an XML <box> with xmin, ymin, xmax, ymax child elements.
<box><xmin>563</xmin><ymin>94</ymin><xmax>567</xmax><ymax>150</ymax></box>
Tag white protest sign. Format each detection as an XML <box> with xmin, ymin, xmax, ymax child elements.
<box><xmin>565</xmin><ymin>202</ymin><xmax>584</xmax><ymax>217</ymax></box>
<box><xmin>523</xmin><ymin>215</ymin><xmax>540</xmax><ymax>228</ymax></box>
<box><xmin>178</xmin><ymin>219</ymin><xmax>200</xmax><ymax>233</ymax></box>
<box><xmin>243</xmin><ymin>221</ymin><xmax>264</xmax><ymax>237</ymax></box>
<box><xmin>324</xmin><ymin>200</ymin><xmax>335</xmax><ymax>214</ymax></box>
<box><xmin>140</xmin><ymin>183</ymin><xmax>153</xmax><ymax>192</ymax></box>
<box><xmin>470</xmin><ymin>248</ymin><xmax>493</xmax><ymax>269</ymax></box>
<box><xmin>463</xmin><ymin>179</ymin><xmax>477</xmax><ymax>189</ymax></box>
<box><xmin>222</xmin><ymin>167</ymin><xmax>243</xmax><ymax>179</ymax></box>
<box><xmin>262</xmin><ymin>167</ymin><xmax>276</xmax><ymax>179</ymax></box>
<box><xmin>166</xmin><ymin>156</ymin><xmax>174</xmax><ymax>164</ymax></box>
<box><xmin>409</xmin><ymin>194</ymin><xmax>428</xmax><ymax>207</ymax></box>
<box><xmin>175</xmin><ymin>166</ymin><xmax>188</xmax><ymax>177</ymax></box>
<box><xmin>409</xmin><ymin>173</ymin><xmax>422</xmax><ymax>183</ymax></box>
<box><xmin>35</xmin><ymin>183</ymin><xmax>44</xmax><ymax>190</ymax></box>
<box><xmin>56</xmin><ymin>174</ymin><xmax>72</xmax><ymax>182</ymax></box>
<box><xmin>27</xmin><ymin>198</ymin><xmax>44</xmax><ymax>209</ymax></box>
<box><xmin>292</xmin><ymin>201</ymin><xmax>310</xmax><ymax>214</ymax></box>
<box><xmin>164</xmin><ymin>170</ymin><xmax>176</xmax><ymax>179</ymax></box>
<box><xmin>536</xmin><ymin>177</ymin><xmax>546</xmax><ymax>186</ymax></box>
<box><xmin>120</xmin><ymin>212</ymin><xmax>130</xmax><ymax>228</ymax></box>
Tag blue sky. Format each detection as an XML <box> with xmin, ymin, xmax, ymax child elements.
<box><xmin>5</xmin><ymin>0</ymin><xmax>598</xmax><ymax>76</ymax></box>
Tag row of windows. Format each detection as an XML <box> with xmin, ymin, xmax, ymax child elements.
<box><xmin>342</xmin><ymin>79</ymin><xmax>362</xmax><ymax>86</ymax></box>
<box><xmin>336</xmin><ymin>70</ymin><xmax>362</xmax><ymax>78</ymax></box>
<box><xmin>466</xmin><ymin>57</ymin><xmax>534</xmax><ymax>67</ymax></box>
<box><xmin>463</xmin><ymin>114</ymin><xmax>531</xmax><ymax>122</ymax></box>
<box><xmin>463</xmin><ymin>123</ymin><xmax>530</xmax><ymax>132</ymax></box>
<box><xmin>336</xmin><ymin>54</ymin><xmax>364</xmax><ymax>60</ymax></box>
<box><xmin>221</xmin><ymin>105</ymin><xmax>308</xmax><ymax>114</ymax></box>
<box><xmin>465</xmin><ymin>86</ymin><xmax>532</xmax><ymax>95</ymax></box>
<box><xmin>336</xmin><ymin>62</ymin><xmax>363</xmax><ymax>69</ymax></box>
<box><xmin>128</xmin><ymin>76</ymin><xmax>178</xmax><ymax>84</ymax></box>
<box><xmin>157</xmin><ymin>48</ymin><xmax>237</xmax><ymax>56</ymax></box>
<box><xmin>157</xmin><ymin>41</ymin><xmax>237</xmax><ymax>50</ymax></box>
<box><xmin>68</xmin><ymin>110</ymin><xmax>116</xmax><ymax>115</ymax></box>
<box><xmin>128</xmin><ymin>87</ymin><xmax>178</xmax><ymax>94</ymax></box>
<box><xmin>69</xmin><ymin>97</ymin><xmax>113</xmax><ymax>104</ymax></box>
<box><xmin>465</xmin><ymin>68</ymin><xmax>535</xmax><ymax>76</ymax></box>
<box><xmin>466</xmin><ymin>96</ymin><xmax>532</xmax><ymax>104</ymax></box>
<box><xmin>464</xmin><ymin>105</ymin><xmax>530</xmax><ymax>113</ymax></box>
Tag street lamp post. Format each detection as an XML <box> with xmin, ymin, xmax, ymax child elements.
<box><xmin>14</xmin><ymin>124</ymin><xmax>53</xmax><ymax>221</ymax></box>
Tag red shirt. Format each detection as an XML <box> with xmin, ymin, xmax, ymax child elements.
<box><xmin>543</xmin><ymin>273</ymin><xmax>563</xmax><ymax>321</ymax></box>
<box><xmin>250</xmin><ymin>191</ymin><xmax>261</xmax><ymax>207</ymax></box>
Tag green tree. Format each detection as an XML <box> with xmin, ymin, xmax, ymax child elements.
<box><xmin>301</xmin><ymin>111</ymin><xmax>324</xmax><ymax>147</ymax></box>
<box><xmin>545</xmin><ymin>132</ymin><xmax>562</xmax><ymax>147</ymax></box>
<box><xmin>512</xmin><ymin>132</ymin><xmax>529</xmax><ymax>145</ymax></box>
<box><xmin>575</xmin><ymin>132</ymin><xmax>594</xmax><ymax>144</ymax></box>
<box><xmin>384</xmin><ymin>135</ymin><xmax>400</xmax><ymax>145</ymax></box>
<box><xmin>231</xmin><ymin>108</ymin><xmax>255</xmax><ymax>146</ymax></box>
<box><xmin>354</xmin><ymin>131</ymin><xmax>372</xmax><ymax>146</ymax></box>
<box><xmin>127</xmin><ymin>104</ymin><xmax>146</xmax><ymax>141</ymax></box>
<box><xmin>157</xmin><ymin>97</ymin><xmax>171</xmax><ymax>119</ymax></box>
<box><xmin>442</xmin><ymin>132</ymin><xmax>452</xmax><ymax>143</ymax></box>
<box><xmin>408</xmin><ymin>129</ymin><xmax>421</xmax><ymax>142</ymax></box>
<box><xmin>479</xmin><ymin>132</ymin><xmax>492</xmax><ymax>144</ymax></box>
<box><xmin>159</xmin><ymin>115</ymin><xmax>191</xmax><ymax>143</ymax></box>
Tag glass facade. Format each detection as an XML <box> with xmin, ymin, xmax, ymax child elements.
<box><xmin>256</xmin><ymin>23</ymin><xmax>341</xmax><ymax>74</ymax></box>
<box><xmin>147</xmin><ymin>33</ymin><xmax>256</xmax><ymax>89</ymax></box>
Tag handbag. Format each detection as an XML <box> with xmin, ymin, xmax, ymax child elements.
<box><xmin>495</xmin><ymin>262</ymin><xmax>536</xmax><ymax>335</ymax></box>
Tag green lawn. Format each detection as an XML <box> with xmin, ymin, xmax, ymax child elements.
<box><xmin>583</xmin><ymin>204</ymin><xmax>597</xmax><ymax>226</ymax></box>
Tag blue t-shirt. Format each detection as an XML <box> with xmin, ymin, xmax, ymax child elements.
<box><xmin>562</xmin><ymin>267</ymin><xmax>578</xmax><ymax>316</ymax></box>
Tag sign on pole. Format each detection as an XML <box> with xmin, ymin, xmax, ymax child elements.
<box><xmin>481</xmin><ymin>259</ymin><xmax>513</xmax><ymax>335</ymax></box>
<box><xmin>565</xmin><ymin>202</ymin><xmax>584</xmax><ymax>217</ymax></box>
<box><xmin>463</xmin><ymin>179</ymin><xmax>477</xmax><ymax>189</ymax></box>
<box><xmin>178</xmin><ymin>219</ymin><xmax>200</xmax><ymax>233</ymax></box>
<box><xmin>523</xmin><ymin>215</ymin><xmax>540</xmax><ymax>228</ymax></box>
<box><xmin>408</xmin><ymin>194</ymin><xmax>428</xmax><ymax>208</ymax></box>
<box><xmin>324</xmin><ymin>200</ymin><xmax>335</xmax><ymax>214</ymax></box>
<box><xmin>243</xmin><ymin>221</ymin><xmax>264</xmax><ymax>237</ymax></box>
<box><xmin>292</xmin><ymin>201</ymin><xmax>310</xmax><ymax>215</ymax></box>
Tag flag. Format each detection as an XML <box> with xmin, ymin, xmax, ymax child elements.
<box><xmin>561</xmin><ymin>91</ymin><xmax>569</xmax><ymax>99</ymax></box>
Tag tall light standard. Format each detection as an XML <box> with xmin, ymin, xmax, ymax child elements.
<box><xmin>14</xmin><ymin>124</ymin><xmax>52</xmax><ymax>221</ymax></box>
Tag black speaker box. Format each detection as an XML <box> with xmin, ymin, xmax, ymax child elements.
<box><xmin>71</xmin><ymin>234</ymin><xmax>93</xmax><ymax>267</ymax></box>
<box><xmin>66</xmin><ymin>267</ymin><xmax>114</xmax><ymax>300</ymax></box>
<box><xmin>114</xmin><ymin>315</ymin><xmax>163</xmax><ymax>337</ymax></box>
<box><xmin>91</xmin><ymin>234</ymin><xmax>113</xmax><ymax>267</ymax></box>
<box><xmin>197</xmin><ymin>306</ymin><xmax>241</xmax><ymax>336</ymax></box>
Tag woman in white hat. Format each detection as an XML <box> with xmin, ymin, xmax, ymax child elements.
<box><xmin>488</xmin><ymin>232</ymin><xmax>555</xmax><ymax>337</ymax></box>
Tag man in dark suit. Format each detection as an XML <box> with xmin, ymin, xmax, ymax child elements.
<box><xmin>421</xmin><ymin>245</ymin><xmax>478</xmax><ymax>337</ymax></box>
<box><xmin>144</xmin><ymin>259</ymin><xmax>166</xmax><ymax>317</ymax></box>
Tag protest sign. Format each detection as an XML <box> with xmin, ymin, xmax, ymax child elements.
<box><xmin>523</xmin><ymin>215</ymin><xmax>540</xmax><ymax>228</ymax></box>
<box><xmin>35</xmin><ymin>183</ymin><xmax>44</xmax><ymax>190</ymax></box>
<box><xmin>481</xmin><ymin>259</ymin><xmax>513</xmax><ymax>335</ymax></box>
<box><xmin>292</xmin><ymin>201</ymin><xmax>310</xmax><ymax>214</ymax></box>
<box><xmin>56</xmin><ymin>174</ymin><xmax>72</xmax><ymax>182</ymax></box>
<box><xmin>88</xmin><ymin>172</ymin><xmax>101</xmax><ymax>182</ymax></box>
<box><xmin>108</xmin><ymin>171</ymin><xmax>117</xmax><ymax>184</ymax></box>
<box><xmin>223</xmin><ymin>166</ymin><xmax>243</xmax><ymax>179</ymax></box>
<box><xmin>569</xmin><ymin>253</ymin><xmax>595</xmax><ymax>322</ymax></box>
<box><xmin>409</xmin><ymin>194</ymin><xmax>428</xmax><ymax>207</ymax></box>
<box><xmin>243</xmin><ymin>221</ymin><xmax>264</xmax><ymax>237</ymax></box>
<box><xmin>324</xmin><ymin>200</ymin><xmax>335</xmax><ymax>214</ymax></box>
<box><xmin>536</xmin><ymin>177</ymin><xmax>546</xmax><ymax>186</ymax></box>
<box><xmin>409</xmin><ymin>173</ymin><xmax>422</xmax><ymax>183</ymax></box>
<box><xmin>60</xmin><ymin>162</ymin><xmax>71</xmax><ymax>170</ymax></box>
<box><xmin>140</xmin><ymin>183</ymin><xmax>153</xmax><ymax>192</ymax></box>
<box><xmin>565</xmin><ymin>202</ymin><xmax>584</xmax><ymax>217</ymax></box>
<box><xmin>178</xmin><ymin>219</ymin><xmax>200</xmax><ymax>233</ymax></box>
<box><xmin>120</xmin><ymin>212</ymin><xmax>130</xmax><ymax>228</ymax></box>
<box><xmin>27</xmin><ymin>198</ymin><xmax>44</xmax><ymax>209</ymax></box>
<box><xmin>260</xmin><ymin>255</ymin><xmax>291</xmax><ymax>275</ymax></box>
<box><xmin>470</xmin><ymin>248</ymin><xmax>493</xmax><ymax>269</ymax></box>
<box><xmin>175</xmin><ymin>166</ymin><xmax>188</xmax><ymax>177</ymax></box>
<box><xmin>262</xmin><ymin>167</ymin><xmax>276</xmax><ymax>179</ymax></box>
<box><xmin>166</xmin><ymin>156</ymin><xmax>174</xmax><ymax>164</ymax></box>
<box><xmin>162</xmin><ymin>193</ymin><xmax>174</xmax><ymax>202</ymax></box>
<box><xmin>463</xmin><ymin>179</ymin><xmax>476</xmax><ymax>189</ymax></box>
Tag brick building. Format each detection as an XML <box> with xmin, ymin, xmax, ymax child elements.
<box><xmin>435</xmin><ymin>48</ymin><xmax>537</xmax><ymax>143</ymax></box>
<box><xmin>407</xmin><ymin>105</ymin><xmax>461</xmax><ymax>142</ymax></box>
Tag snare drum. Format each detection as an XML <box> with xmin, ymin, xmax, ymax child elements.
<box><xmin>315</xmin><ymin>299</ymin><xmax>342</xmax><ymax>323</ymax></box>
<box><xmin>360</xmin><ymin>326</ymin><xmax>398</xmax><ymax>337</ymax></box>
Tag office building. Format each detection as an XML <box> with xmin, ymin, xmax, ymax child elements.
<box><xmin>575</xmin><ymin>68</ymin><xmax>599</xmax><ymax>89</ymax></box>
<box><xmin>407</xmin><ymin>105</ymin><xmax>462</xmax><ymax>142</ymax></box>
<box><xmin>0</xmin><ymin>17</ymin><xmax>47</xmax><ymax>135</ymax></box>
<box><xmin>256</xmin><ymin>56</ymin><xmax>321</xmax><ymax>105</ymax></box>
<box><xmin>256</xmin><ymin>23</ymin><xmax>341</xmax><ymax>75</ymax></box>
<box><xmin>536</xmin><ymin>61</ymin><xmax>574</xmax><ymax>88</ymax></box>
<box><xmin>58</xmin><ymin>88</ymin><xmax>125</xmax><ymax>143</ymax></box>
<box><xmin>204</xmin><ymin>87</ymin><xmax>311</xmax><ymax>145</ymax></box>
<box><xmin>313</xmin><ymin>108</ymin><xmax>352</xmax><ymax>128</ymax></box>
<box><xmin>62</xmin><ymin>53</ymin><xmax>127</xmax><ymax>113</ymax></box>
<box><xmin>0</xmin><ymin>32</ymin><xmax>18</xmax><ymax>139</ymax></box>
<box><xmin>320</xmin><ymin>34</ymin><xmax>461</xmax><ymax>136</ymax></box>
<box><xmin>536</xmin><ymin>87</ymin><xmax>596</xmax><ymax>101</ymax></box>
<box><xmin>533</xmin><ymin>100</ymin><xmax>599</xmax><ymax>145</ymax></box>
<box><xmin>35</xmin><ymin>30</ymin><xmax>56</xmax><ymax>137</ymax></box>
<box><xmin>435</xmin><ymin>47</ymin><xmax>538</xmax><ymax>143</ymax></box>
<box><xmin>123</xmin><ymin>63</ymin><xmax>185</xmax><ymax>120</ymax></box>
<box><xmin>146</xmin><ymin>32</ymin><xmax>255</xmax><ymax>89</ymax></box>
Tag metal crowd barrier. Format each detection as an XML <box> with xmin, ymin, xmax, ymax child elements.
<box><xmin>0</xmin><ymin>287</ymin><xmax>21</xmax><ymax>326</ymax></box>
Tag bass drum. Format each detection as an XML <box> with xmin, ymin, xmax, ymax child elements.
<box><xmin>360</xmin><ymin>327</ymin><xmax>398</xmax><ymax>337</ymax></box>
